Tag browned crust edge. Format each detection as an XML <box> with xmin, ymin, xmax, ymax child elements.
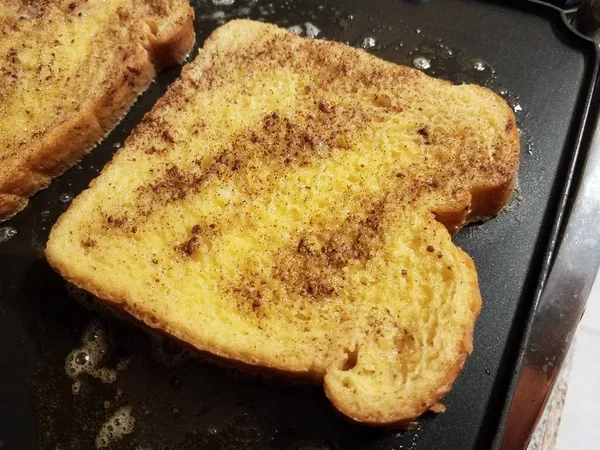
<box><xmin>0</xmin><ymin>3</ymin><xmax>195</xmax><ymax>222</ymax></box>
<box><xmin>434</xmin><ymin>106</ymin><xmax>520</xmax><ymax>236</ymax></box>
<box><xmin>321</xmin><ymin>246</ymin><xmax>482</xmax><ymax>426</ymax></box>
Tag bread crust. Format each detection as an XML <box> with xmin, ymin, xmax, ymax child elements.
<box><xmin>0</xmin><ymin>1</ymin><xmax>195</xmax><ymax>222</ymax></box>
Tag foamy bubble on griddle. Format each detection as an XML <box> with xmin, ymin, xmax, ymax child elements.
<box><xmin>0</xmin><ymin>226</ymin><xmax>17</xmax><ymax>243</ymax></box>
<box><xmin>471</xmin><ymin>58</ymin><xmax>488</xmax><ymax>72</ymax></box>
<box><xmin>361</xmin><ymin>36</ymin><xmax>377</xmax><ymax>50</ymax></box>
<box><xmin>65</xmin><ymin>320</ymin><xmax>129</xmax><ymax>390</ymax></box>
<box><xmin>287</xmin><ymin>25</ymin><xmax>303</xmax><ymax>35</ymax></box>
<box><xmin>412</xmin><ymin>56</ymin><xmax>431</xmax><ymax>70</ymax></box>
<box><xmin>59</xmin><ymin>192</ymin><xmax>73</xmax><ymax>204</ymax></box>
<box><xmin>304</xmin><ymin>22</ymin><xmax>321</xmax><ymax>39</ymax></box>
<box><xmin>285</xmin><ymin>22</ymin><xmax>320</xmax><ymax>38</ymax></box>
<box><xmin>95</xmin><ymin>405</ymin><xmax>135</xmax><ymax>449</ymax></box>
<box><xmin>71</xmin><ymin>379</ymin><xmax>81</xmax><ymax>395</ymax></box>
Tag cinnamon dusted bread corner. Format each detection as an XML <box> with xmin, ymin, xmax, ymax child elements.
<box><xmin>0</xmin><ymin>0</ymin><xmax>195</xmax><ymax>221</ymax></box>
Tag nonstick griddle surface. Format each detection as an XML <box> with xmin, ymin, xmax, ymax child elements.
<box><xmin>0</xmin><ymin>1</ymin><xmax>596</xmax><ymax>449</ymax></box>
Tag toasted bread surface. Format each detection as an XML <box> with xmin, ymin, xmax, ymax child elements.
<box><xmin>46</xmin><ymin>20</ymin><xmax>520</xmax><ymax>425</ymax></box>
<box><xmin>0</xmin><ymin>0</ymin><xmax>195</xmax><ymax>221</ymax></box>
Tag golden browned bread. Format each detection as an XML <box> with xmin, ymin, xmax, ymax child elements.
<box><xmin>46</xmin><ymin>20</ymin><xmax>520</xmax><ymax>425</ymax></box>
<box><xmin>0</xmin><ymin>0</ymin><xmax>195</xmax><ymax>221</ymax></box>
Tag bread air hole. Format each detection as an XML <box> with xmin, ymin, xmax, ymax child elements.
<box><xmin>341</xmin><ymin>347</ymin><xmax>358</xmax><ymax>371</ymax></box>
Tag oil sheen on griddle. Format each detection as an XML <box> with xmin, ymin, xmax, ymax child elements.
<box><xmin>31</xmin><ymin>1</ymin><xmax>525</xmax><ymax>449</ymax></box>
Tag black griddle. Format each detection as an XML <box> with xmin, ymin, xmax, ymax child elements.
<box><xmin>1</xmin><ymin>1</ymin><xmax>599</xmax><ymax>449</ymax></box>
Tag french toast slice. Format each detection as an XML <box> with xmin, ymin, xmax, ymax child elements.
<box><xmin>46</xmin><ymin>20</ymin><xmax>520</xmax><ymax>425</ymax></box>
<box><xmin>0</xmin><ymin>0</ymin><xmax>195</xmax><ymax>221</ymax></box>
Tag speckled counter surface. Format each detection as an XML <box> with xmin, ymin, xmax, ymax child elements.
<box><xmin>526</xmin><ymin>343</ymin><xmax>575</xmax><ymax>450</ymax></box>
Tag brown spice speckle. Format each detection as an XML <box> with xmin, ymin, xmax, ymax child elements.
<box><xmin>81</xmin><ymin>238</ymin><xmax>96</xmax><ymax>248</ymax></box>
<box><xmin>176</xmin><ymin>236</ymin><xmax>203</xmax><ymax>256</ymax></box>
